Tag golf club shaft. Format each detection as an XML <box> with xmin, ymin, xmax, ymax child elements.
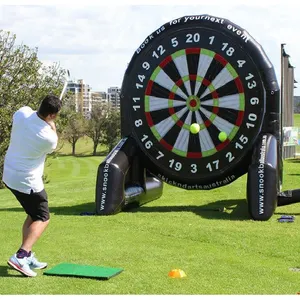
<box><xmin>59</xmin><ymin>70</ymin><xmax>70</xmax><ymax>100</ymax></box>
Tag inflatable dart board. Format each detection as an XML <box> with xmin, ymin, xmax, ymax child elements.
<box><xmin>96</xmin><ymin>14</ymin><xmax>282</xmax><ymax>221</ymax></box>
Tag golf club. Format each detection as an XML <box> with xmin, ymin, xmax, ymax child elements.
<box><xmin>59</xmin><ymin>69</ymin><xmax>70</xmax><ymax>100</ymax></box>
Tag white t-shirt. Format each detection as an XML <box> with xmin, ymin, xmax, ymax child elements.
<box><xmin>2</xmin><ymin>106</ymin><xmax>58</xmax><ymax>194</ymax></box>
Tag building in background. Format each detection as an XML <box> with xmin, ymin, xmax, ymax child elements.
<box><xmin>67</xmin><ymin>79</ymin><xmax>91</xmax><ymax>117</ymax></box>
<box><xmin>107</xmin><ymin>87</ymin><xmax>121</xmax><ymax>109</ymax></box>
<box><xmin>67</xmin><ymin>80</ymin><xmax>120</xmax><ymax>116</ymax></box>
<box><xmin>91</xmin><ymin>91</ymin><xmax>107</xmax><ymax>107</ymax></box>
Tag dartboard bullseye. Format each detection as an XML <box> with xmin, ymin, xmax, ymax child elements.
<box><xmin>121</xmin><ymin>18</ymin><xmax>266</xmax><ymax>187</ymax></box>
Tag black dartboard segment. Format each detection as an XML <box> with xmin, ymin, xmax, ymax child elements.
<box><xmin>121</xmin><ymin>16</ymin><xmax>268</xmax><ymax>188</ymax></box>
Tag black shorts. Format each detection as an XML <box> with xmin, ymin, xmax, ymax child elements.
<box><xmin>6</xmin><ymin>185</ymin><xmax>50</xmax><ymax>222</ymax></box>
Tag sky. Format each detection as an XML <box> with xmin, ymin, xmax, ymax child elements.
<box><xmin>0</xmin><ymin>0</ymin><xmax>299</xmax><ymax>95</ymax></box>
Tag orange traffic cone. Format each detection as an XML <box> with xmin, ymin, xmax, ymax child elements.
<box><xmin>168</xmin><ymin>269</ymin><xmax>187</xmax><ymax>278</ymax></box>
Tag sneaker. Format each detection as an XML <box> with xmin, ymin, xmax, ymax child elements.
<box><xmin>7</xmin><ymin>254</ymin><xmax>37</xmax><ymax>277</ymax></box>
<box><xmin>28</xmin><ymin>252</ymin><xmax>47</xmax><ymax>269</ymax></box>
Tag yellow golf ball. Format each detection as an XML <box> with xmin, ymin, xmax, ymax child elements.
<box><xmin>190</xmin><ymin>123</ymin><xmax>200</xmax><ymax>134</ymax></box>
<box><xmin>218</xmin><ymin>131</ymin><xmax>227</xmax><ymax>142</ymax></box>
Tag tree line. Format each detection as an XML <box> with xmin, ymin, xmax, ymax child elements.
<box><xmin>0</xmin><ymin>29</ymin><xmax>120</xmax><ymax>188</ymax></box>
<box><xmin>60</xmin><ymin>99</ymin><xmax>121</xmax><ymax>156</ymax></box>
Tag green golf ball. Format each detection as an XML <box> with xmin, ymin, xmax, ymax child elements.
<box><xmin>190</xmin><ymin>123</ymin><xmax>200</xmax><ymax>134</ymax></box>
<box><xmin>218</xmin><ymin>131</ymin><xmax>227</xmax><ymax>142</ymax></box>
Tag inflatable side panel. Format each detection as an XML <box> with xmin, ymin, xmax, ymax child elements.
<box><xmin>95</xmin><ymin>137</ymin><xmax>163</xmax><ymax>215</ymax></box>
<box><xmin>95</xmin><ymin>137</ymin><xmax>135</xmax><ymax>215</ymax></box>
<box><xmin>125</xmin><ymin>175</ymin><xmax>163</xmax><ymax>208</ymax></box>
<box><xmin>247</xmin><ymin>134</ymin><xmax>278</xmax><ymax>220</ymax></box>
<box><xmin>278</xmin><ymin>189</ymin><xmax>300</xmax><ymax>206</ymax></box>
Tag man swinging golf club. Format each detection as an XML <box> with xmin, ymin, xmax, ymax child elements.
<box><xmin>2</xmin><ymin>94</ymin><xmax>62</xmax><ymax>277</ymax></box>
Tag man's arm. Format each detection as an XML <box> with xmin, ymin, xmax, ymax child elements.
<box><xmin>44</xmin><ymin>121</ymin><xmax>58</xmax><ymax>154</ymax></box>
<box><xmin>47</xmin><ymin>120</ymin><xmax>56</xmax><ymax>133</ymax></box>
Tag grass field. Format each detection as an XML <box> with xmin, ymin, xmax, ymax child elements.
<box><xmin>294</xmin><ymin>114</ymin><xmax>300</xmax><ymax>127</ymax></box>
<box><xmin>1</xmin><ymin>136</ymin><xmax>300</xmax><ymax>295</ymax></box>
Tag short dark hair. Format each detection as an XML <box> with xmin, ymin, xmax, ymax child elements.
<box><xmin>38</xmin><ymin>95</ymin><xmax>62</xmax><ymax>118</ymax></box>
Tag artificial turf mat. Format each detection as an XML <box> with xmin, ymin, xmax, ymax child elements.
<box><xmin>43</xmin><ymin>263</ymin><xmax>123</xmax><ymax>280</ymax></box>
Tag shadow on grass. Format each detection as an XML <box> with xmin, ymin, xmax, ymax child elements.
<box><xmin>49</xmin><ymin>149</ymin><xmax>109</xmax><ymax>158</ymax></box>
<box><xmin>0</xmin><ymin>199</ymin><xmax>251</xmax><ymax>220</ymax></box>
<box><xmin>2</xmin><ymin>198</ymin><xmax>298</xmax><ymax>220</ymax></box>
<box><xmin>124</xmin><ymin>199</ymin><xmax>250</xmax><ymax>221</ymax></box>
<box><xmin>286</xmin><ymin>158</ymin><xmax>300</xmax><ymax>164</ymax></box>
<box><xmin>51</xmin><ymin>150</ymin><xmax>108</xmax><ymax>158</ymax></box>
<box><xmin>0</xmin><ymin>202</ymin><xmax>96</xmax><ymax>216</ymax></box>
<box><xmin>0</xmin><ymin>265</ymin><xmax>24</xmax><ymax>277</ymax></box>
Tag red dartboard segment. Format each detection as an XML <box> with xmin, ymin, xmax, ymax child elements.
<box><xmin>160</xmin><ymin>138</ymin><xmax>173</xmax><ymax>151</ymax></box>
<box><xmin>185</xmin><ymin>48</ymin><xmax>201</xmax><ymax>55</ymax></box>
<box><xmin>169</xmin><ymin>92</ymin><xmax>175</xmax><ymax>100</ymax></box>
<box><xmin>159</xmin><ymin>55</ymin><xmax>173</xmax><ymax>68</ymax></box>
<box><xmin>234</xmin><ymin>77</ymin><xmax>244</xmax><ymax>93</ymax></box>
<box><xmin>187</xmin><ymin>152</ymin><xmax>202</xmax><ymax>158</ymax></box>
<box><xmin>212</xmin><ymin>106</ymin><xmax>219</xmax><ymax>115</ymax></box>
<box><xmin>175</xmin><ymin>78</ymin><xmax>184</xmax><ymax>87</ymax></box>
<box><xmin>145</xmin><ymin>112</ymin><xmax>154</xmax><ymax>127</ymax></box>
<box><xmin>176</xmin><ymin>120</ymin><xmax>184</xmax><ymax>127</ymax></box>
<box><xmin>214</xmin><ymin>53</ymin><xmax>228</xmax><ymax>67</ymax></box>
<box><xmin>202</xmin><ymin>78</ymin><xmax>211</xmax><ymax>87</ymax></box>
<box><xmin>189</xmin><ymin>74</ymin><xmax>197</xmax><ymax>81</ymax></box>
<box><xmin>145</xmin><ymin>80</ymin><xmax>154</xmax><ymax>96</ymax></box>
<box><xmin>236</xmin><ymin>111</ymin><xmax>244</xmax><ymax>126</ymax></box>
<box><xmin>216</xmin><ymin>139</ymin><xmax>230</xmax><ymax>151</ymax></box>
<box><xmin>211</xmin><ymin>90</ymin><xmax>219</xmax><ymax>99</ymax></box>
<box><xmin>204</xmin><ymin>119</ymin><xmax>212</xmax><ymax>127</ymax></box>
<box><xmin>168</xmin><ymin>107</ymin><xmax>176</xmax><ymax>115</ymax></box>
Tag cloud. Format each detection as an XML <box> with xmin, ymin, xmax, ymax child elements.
<box><xmin>0</xmin><ymin>4</ymin><xmax>299</xmax><ymax>94</ymax></box>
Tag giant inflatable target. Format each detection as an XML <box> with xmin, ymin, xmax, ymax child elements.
<box><xmin>96</xmin><ymin>15</ymin><xmax>283</xmax><ymax>221</ymax></box>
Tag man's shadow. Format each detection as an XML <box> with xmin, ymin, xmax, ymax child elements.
<box><xmin>0</xmin><ymin>265</ymin><xmax>24</xmax><ymax>277</ymax></box>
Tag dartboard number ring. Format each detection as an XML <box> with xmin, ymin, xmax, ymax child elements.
<box><xmin>127</xmin><ymin>26</ymin><xmax>265</xmax><ymax>184</ymax></box>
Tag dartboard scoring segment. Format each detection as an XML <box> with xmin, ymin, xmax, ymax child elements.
<box><xmin>127</xmin><ymin>26</ymin><xmax>265</xmax><ymax>184</ymax></box>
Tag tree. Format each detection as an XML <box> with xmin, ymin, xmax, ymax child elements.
<box><xmin>0</xmin><ymin>30</ymin><xmax>67</xmax><ymax>188</ymax></box>
<box><xmin>86</xmin><ymin>102</ymin><xmax>110</xmax><ymax>155</ymax></box>
<box><xmin>0</xmin><ymin>30</ymin><xmax>65</xmax><ymax>109</ymax></box>
<box><xmin>102</xmin><ymin>109</ymin><xmax>121</xmax><ymax>152</ymax></box>
<box><xmin>56</xmin><ymin>93</ymin><xmax>76</xmax><ymax>134</ymax></box>
<box><xmin>63</xmin><ymin>113</ymin><xmax>87</xmax><ymax>156</ymax></box>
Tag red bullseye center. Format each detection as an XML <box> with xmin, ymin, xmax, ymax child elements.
<box><xmin>190</xmin><ymin>99</ymin><xmax>197</xmax><ymax>107</ymax></box>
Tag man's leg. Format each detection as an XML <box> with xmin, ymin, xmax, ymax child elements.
<box><xmin>7</xmin><ymin>188</ymin><xmax>50</xmax><ymax>276</ymax></box>
<box><xmin>22</xmin><ymin>215</ymin><xmax>33</xmax><ymax>248</ymax></box>
<box><xmin>21</xmin><ymin>215</ymin><xmax>49</xmax><ymax>253</ymax></box>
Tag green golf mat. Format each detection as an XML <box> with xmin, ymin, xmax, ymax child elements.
<box><xmin>43</xmin><ymin>263</ymin><xmax>123</xmax><ymax>280</ymax></box>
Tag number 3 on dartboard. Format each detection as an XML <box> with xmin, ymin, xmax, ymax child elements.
<box><xmin>191</xmin><ymin>164</ymin><xmax>197</xmax><ymax>173</ymax></box>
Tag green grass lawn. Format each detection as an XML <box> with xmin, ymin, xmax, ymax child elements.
<box><xmin>294</xmin><ymin>114</ymin><xmax>300</xmax><ymax>128</ymax></box>
<box><xmin>1</xmin><ymin>137</ymin><xmax>300</xmax><ymax>294</ymax></box>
